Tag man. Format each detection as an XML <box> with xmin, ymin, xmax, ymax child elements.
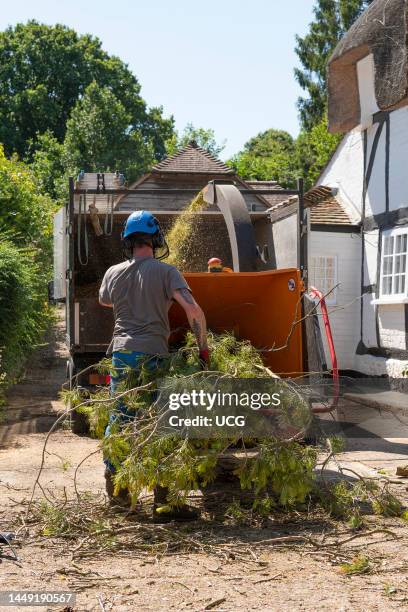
<box><xmin>207</xmin><ymin>257</ymin><xmax>233</xmax><ymax>273</ymax></box>
<box><xmin>99</xmin><ymin>210</ymin><xmax>209</xmax><ymax>521</ymax></box>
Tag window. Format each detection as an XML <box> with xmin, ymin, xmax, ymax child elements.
<box><xmin>310</xmin><ymin>256</ymin><xmax>337</xmax><ymax>305</ymax></box>
<box><xmin>380</xmin><ymin>228</ymin><xmax>408</xmax><ymax>298</ymax></box>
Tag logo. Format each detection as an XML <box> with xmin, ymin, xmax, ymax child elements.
<box><xmin>288</xmin><ymin>278</ymin><xmax>296</xmax><ymax>291</ymax></box>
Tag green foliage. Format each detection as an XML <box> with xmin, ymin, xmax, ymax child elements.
<box><xmin>37</xmin><ymin>500</ymin><xmax>114</xmax><ymax>544</ymax></box>
<box><xmin>372</xmin><ymin>491</ymin><xmax>403</xmax><ymax>518</ymax></box>
<box><xmin>0</xmin><ymin>147</ymin><xmax>54</xmax><ymax>387</ymax></box>
<box><xmin>73</xmin><ymin>332</ymin><xmax>315</xmax><ymax>512</ymax></box>
<box><xmin>295</xmin><ymin>0</ymin><xmax>375</xmax><ymax>130</ymax></box>
<box><xmin>0</xmin><ymin>145</ymin><xmax>55</xmax><ymax>251</ymax></box>
<box><xmin>401</xmin><ymin>509</ymin><xmax>408</xmax><ymax>523</ymax></box>
<box><xmin>28</xmin><ymin>131</ymin><xmax>66</xmax><ymax>203</ymax></box>
<box><xmin>0</xmin><ymin>239</ymin><xmax>52</xmax><ymax>383</ymax></box>
<box><xmin>166</xmin><ymin>123</ymin><xmax>225</xmax><ymax>158</ymax></box>
<box><xmin>318</xmin><ymin>477</ymin><xmax>405</xmax><ymax>523</ymax></box>
<box><xmin>295</xmin><ymin>116</ymin><xmax>342</xmax><ymax>188</ymax></box>
<box><xmin>321</xmin><ymin>479</ymin><xmax>369</xmax><ymax>519</ymax></box>
<box><xmin>328</xmin><ymin>435</ymin><xmax>346</xmax><ymax>455</ymax></box>
<box><xmin>228</xmin><ymin>150</ymin><xmax>298</xmax><ymax>186</ymax></box>
<box><xmin>83</xmin><ymin>392</ymin><xmax>111</xmax><ymax>440</ymax></box>
<box><xmin>38</xmin><ymin>501</ymin><xmax>71</xmax><ymax>537</ymax></box>
<box><xmin>0</xmin><ymin>21</ymin><xmax>174</xmax><ymax>161</ymax></box>
<box><xmin>227</xmin><ymin>129</ymin><xmax>297</xmax><ymax>186</ymax></box>
<box><xmin>236</xmin><ymin>442</ymin><xmax>317</xmax><ymax>506</ymax></box>
<box><xmin>339</xmin><ymin>555</ymin><xmax>370</xmax><ymax>575</ymax></box>
<box><xmin>244</xmin><ymin>129</ymin><xmax>295</xmax><ymax>157</ymax></box>
<box><xmin>63</xmin><ymin>82</ymin><xmax>156</xmax><ymax>184</ymax></box>
<box><xmin>227</xmin><ymin>118</ymin><xmax>341</xmax><ymax>189</ymax></box>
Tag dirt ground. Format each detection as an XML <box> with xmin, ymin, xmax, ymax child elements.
<box><xmin>1</xmin><ymin>315</ymin><xmax>408</xmax><ymax>611</ymax></box>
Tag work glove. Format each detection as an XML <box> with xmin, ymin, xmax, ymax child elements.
<box><xmin>199</xmin><ymin>348</ymin><xmax>210</xmax><ymax>370</ymax></box>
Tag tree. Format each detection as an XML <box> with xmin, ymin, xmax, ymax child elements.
<box><xmin>243</xmin><ymin>129</ymin><xmax>295</xmax><ymax>157</ymax></box>
<box><xmin>29</xmin><ymin>131</ymin><xmax>65</xmax><ymax>202</ymax></box>
<box><xmin>0</xmin><ymin>145</ymin><xmax>54</xmax><ymax>251</ymax></box>
<box><xmin>295</xmin><ymin>0</ymin><xmax>375</xmax><ymax>130</ymax></box>
<box><xmin>227</xmin><ymin>129</ymin><xmax>297</xmax><ymax>186</ymax></box>
<box><xmin>227</xmin><ymin>121</ymin><xmax>341</xmax><ymax>189</ymax></box>
<box><xmin>0</xmin><ymin>21</ymin><xmax>174</xmax><ymax>160</ymax></box>
<box><xmin>0</xmin><ymin>147</ymin><xmax>55</xmax><ymax>383</ymax></box>
<box><xmin>167</xmin><ymin>123</ymin><xmax>226</xmax><ymax>158</ymax></box>
<box><xmin>62</xmin><ymin>82</ymin><xmax>156</xmax><ymax>184</ymax></box>
<box><xmin>295</xmin><ymin>115</ymin><xmax>342</xmax><ymax>188</ymax></box>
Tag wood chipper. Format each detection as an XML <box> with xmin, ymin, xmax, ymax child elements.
<box><xmin>52</xmin><ymin>174</ymin><xmax>334</xmax><ymax>403</ymax></box>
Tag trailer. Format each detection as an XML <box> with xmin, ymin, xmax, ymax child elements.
<box><xmin>53</xmin><ymin>173</ymin><xmax>328</xmax><ymax>394</ymax></box>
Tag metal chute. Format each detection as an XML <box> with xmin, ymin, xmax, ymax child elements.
<box><xmin>202</xmin><ymin>181</ymin><xmax>258</xmax><ymax>272</ymax></box>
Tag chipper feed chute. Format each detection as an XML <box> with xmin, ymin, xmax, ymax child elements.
<box><xmin>169</xmin><ymin>268</ymin><xmax>303</xmax><ymax>375</ymax></box>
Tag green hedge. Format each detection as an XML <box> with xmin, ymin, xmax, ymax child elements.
<box><xmin>0</xmin><ymin>145</ymin><xmax>55</xmax><ymax>392</ymax></box>
<box><xmin>0</xmin><ymin>240</ymin><xmax>51</xmax><ymax>386</ymax></box>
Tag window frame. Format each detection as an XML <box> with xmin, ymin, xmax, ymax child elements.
<box><xmin>310</xmin><ymin>255</ymin><xmax>338</xmax><ymax>306</ymax></box>
<box><xmin>379</xmin><ymin>227</ymin><xmax>408</xmax><ymax>300</ymax></box>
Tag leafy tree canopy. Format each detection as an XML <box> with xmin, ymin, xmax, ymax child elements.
<box><xmin>0</xmin><ymin>21</ymin><xmax>174</xmax><ymax>160</ymax></box>
<box><xmin>295</xmin><ymin>0</ymin><xmax>375</xmax><ymax>130</ymax></box>
<box><xmin>295</xmin><ymin>115</ymin><xmax>342</xmax><ymax>187</ymax></box>
<box><xmin>0</xmin><ymin>145</ymin><xmax>53</xmax><ymax>244</ymax></box>
<box><xmin>243</xmin><ymin>129</ymin><xmax>295</xmax><ymax>157</ymax></box>
<box><xmin>228</xmin><ymin>120</ymin><xmax>341</xmax><ymax>189</ymax></box>
<box><xmin>167</xmin><ymin>123</ymin><xmax>226</xmax><ymax>158</ymax></box>
<box><xmin>28</xmin><ymin>131</ymin><xmax>65</xmax><ymax>202</ymax></box>
<box><xmin>63</xmin><ymin>82</ymin><xmax>156</xmax><ymax>183</ymax></box>
<box><xmin>227</xmin><ymin>129</ymin><xmax>297</xmax><ymax>186</ymax></box>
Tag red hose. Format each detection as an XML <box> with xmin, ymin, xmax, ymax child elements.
<box><xmin>309</xmin><ymin>287</ymin><xmax>339</xmax><ymax>412</ymax></box>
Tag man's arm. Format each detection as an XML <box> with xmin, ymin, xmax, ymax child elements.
<box><xmin>99</xmin><ymin>299</ymin><xmax>113</xmax><ymax>308</ymax></box>
<box><xmin>99</xmin><ymin>272</ymin><xmax>113</xmax><ymax>308</ymax></box>
<box><xmin>173</xmin><ymin>288</ymin><xmax>208</xmax><ymax>353</ymax></box>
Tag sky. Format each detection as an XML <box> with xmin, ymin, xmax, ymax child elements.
<box><xmin>0</xmin><ymin>0</ymin><xmax>315</xmax><ymax>159</ymax></box>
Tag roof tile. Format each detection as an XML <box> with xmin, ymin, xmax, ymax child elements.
<box><xmin>268</xmin><ymin>186</ymin><xmax>357</xmax><ymax>226</ymax></box>
<box><xmin>246</xmin><ymin>180</ymin><xmax>287</xmax><ymax>207</ymax></box>
<box><xmin>152</xmin><ymin>142</ymin><xmax>234</xmax><ymax>174</ymax></box>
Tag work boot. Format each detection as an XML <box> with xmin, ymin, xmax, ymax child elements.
<box><xmin>104</xmin><ymin>468</ymin><xmax>131</xmax><ymax>507</ymax></box>
<box><xmin>152</xmin><ymin>485</ymin><xmax>200</xmax><ymax>522</ymax></box>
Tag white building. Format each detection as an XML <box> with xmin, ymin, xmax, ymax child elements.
<box><xmin>267</xmin><ymin>186</ymin><xmax>361</xmax><ymax>373</ymax></box>
<box><xmin>320</xmin><ymin>0</ymin><xmax>408</xmax><ymax>380</ymax></box>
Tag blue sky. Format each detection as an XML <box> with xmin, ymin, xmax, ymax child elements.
<box><xmin>0</xmin><ymin>0</ymin><xmax>315</xmax><ymax>159</ymax></box>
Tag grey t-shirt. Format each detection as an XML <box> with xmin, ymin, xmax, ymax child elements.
<box><xmin>99</xmin><ymin>256</ymin><xmax>189</xmax><ymax>355</ymax></box>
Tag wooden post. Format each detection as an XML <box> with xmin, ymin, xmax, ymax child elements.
<box><xmin>297</xmin><ymin>178</ymin><xmax>308</xmax><ymax>286</ymax></box>
<box><xmin>67</xmin><ymin>177</ymin><xmax>75</xmax><ymax>355</ymax></box>
<box><xmin>297</xmin><ymin>178</ymin><xmax>309</xmax><ymax>374</ymax></box>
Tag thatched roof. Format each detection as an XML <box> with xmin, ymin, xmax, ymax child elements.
<box><xmin>328</xmin><ymin>0</ymin><xmax>407</xmax><ymax>132</ymax></box>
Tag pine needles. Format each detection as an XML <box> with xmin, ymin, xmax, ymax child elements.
<box><xmin>63</xmin><ymin>331</ymin><xmax>316</xmax><ymax>512</ymax></box>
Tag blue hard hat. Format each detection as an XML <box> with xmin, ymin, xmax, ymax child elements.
<box><xmin>123</xmin><ymin>211</ymin><xmax>159</xmax><ymax>238</ymax></box>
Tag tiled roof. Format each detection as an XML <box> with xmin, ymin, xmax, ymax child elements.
<box><xmin>269</xmin><ymin>186</ymin><xmax>357</xmax><ymax>226</ymax></box>
<box><xmin>245</xmin><ymin>180</ymin><xmax>287</xmax><ymax>207</ymax></box>
<box><xmin>305</xmin><ymin>186</ymin><xmax>353</xmax><ymax>225</ymax></box>
<box><xmin>309</xmin><ymin>195</ymin><xmax>353</xmax><ymax>225</ymax></box>
<box><xmin>152</xmin><ymin>142</ymin><xmax>234</xmax><ymax>175</ymax></box>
